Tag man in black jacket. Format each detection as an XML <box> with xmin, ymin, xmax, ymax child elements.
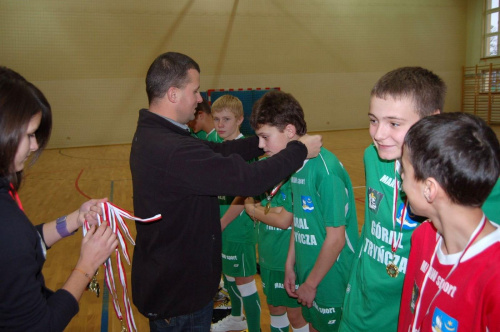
<box><xmin>130</xmin><ymin>52</ymin><xmax>322</xmax><ymax>331</ymax></box>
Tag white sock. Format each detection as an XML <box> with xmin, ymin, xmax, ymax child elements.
<box><xmin>271</xmin><ymin>313</ymin><xmax>290</xmax><ymax>329</ymax></box>
<box><xmin>292</xmin><ymin>324</ymin><xmax>310</xmax><ymax>332</ymax></box>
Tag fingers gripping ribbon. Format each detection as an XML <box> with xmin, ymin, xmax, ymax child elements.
<box><xmin>82</xmin><ymin>202</ymin><xmax>161</xmax><ymax>332</ymax></box>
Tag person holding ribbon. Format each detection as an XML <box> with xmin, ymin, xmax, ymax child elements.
<box><xmin>129</xmin><ymin>52</ymin><xmax>322</xmax><ymax>331</ymax></box>
<box><xmin>0</xmin><ymin>66</ymin><xmax>118</xmax><ymax>331</ymax></box>
<box><xmin>397</xmin><ymin>112</ymin><xmax>500</xmax><ymax>331</ymax></box>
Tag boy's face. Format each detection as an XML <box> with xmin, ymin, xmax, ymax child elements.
<box><xmin>368</xmin><ymin>96</ymin><xmax>421</xmax><ymax>161</ymax></box>
<box><xmin>188</xmin><ymin>111</ymin><xmax>204</xmax><ymax>133</ymax></box>
<box><xmin>401</xmin><ymin>146</ymin><xmax>427</xmax><ymax>217</ymax></box>
<box><xmin>213</xmin><ymin>108</ymin><xmax>243</xmax><ymax>141</ymax></box>
<box><xmin>255</xmin><ymin>124</ymin><xmax>290</xmax><ymax>157</ymax></box>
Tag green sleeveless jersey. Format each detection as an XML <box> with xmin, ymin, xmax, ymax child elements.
<box><xmin>219</xmin><ymin>134</ymin><xmax>257</xmax><ymax>245</ymax></box>
<box><xmin>257</xmin><ymin>178</ymin><xmax>292</xmax><ymax>271</ymax></box>
<box><xmin>284</xmin><ymin>147</ymin><xmax>359</xmax><ymax>307</ymax></box>
<box><xmin>206</xmin><ymin>129</ymin><xmax>223</xmax><ymax>143</ymax></box>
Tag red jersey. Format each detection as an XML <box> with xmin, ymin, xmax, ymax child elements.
<box><xmin>398</xmin><ymin>220</ymin><xmax>500</xmax><ymax>332</ymax></box>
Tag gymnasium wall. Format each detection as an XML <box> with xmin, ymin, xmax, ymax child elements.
<box><xmin>1</xmin><ymin>0</ymin><xmax>467</xmax><ymax>148</ymax></box>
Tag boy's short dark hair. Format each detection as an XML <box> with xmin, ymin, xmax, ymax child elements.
<box><xmin>146</xmin><ymin>52</ymin><xmax>200</xmax><ymax>104</ymax></box>
<box><xmin>250</xmin><ymin>90</ymin><xmax>307</xmax><ymax>135</ymax></box>
<box><xmin>196</xmin><ymin>98</ymin><xmax>211</xmax><ymax>115</ymax></box>
<box><xmin>372</xmin><ymin>67</ymin><xmax>447</xmax><ymax>118</ymax></box>
<box><xmin>404</xmin><ymin>112</ymin><xmax>500</xmax><ymax>207</ymax></box>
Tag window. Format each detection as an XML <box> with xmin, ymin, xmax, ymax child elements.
<box><xmin>484</xmin><ymin>0</ymin><xmax>500</xmax><ymax>57</ymax></box>
<box><xmin>481</xmin><ymin>68</ymin><xmax>500</xmax><ymax>92</ymax></box>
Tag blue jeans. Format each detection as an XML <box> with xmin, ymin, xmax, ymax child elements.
<box><xmin>149</xmin><ymin>301</ymin><xmax>213</xmax><ymax>332</ymax></box>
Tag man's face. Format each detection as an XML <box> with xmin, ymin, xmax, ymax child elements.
<box><xmin>213</xmin><ymin>109</ymin><xmax>243</xmax><ymax>141</ymax></box>
<box><xmin>255</xmin><ymin>124</ymin><xmax>290</xmax><ymax>157</ymax></box>
<box><xmin>176</xmin><ymin>69</ymin><xmax>202</xmax><ymax>124</ymax></box>
<box><xmin>368</xmin><ymin>96</ymin><xmax>421</xmax><ymax>161</ymax></box>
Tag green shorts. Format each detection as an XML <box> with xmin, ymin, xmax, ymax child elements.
<box><xmin>302</xmin><ymin>301</ymin><xmax>342</xmax><ymax>332</ymax></box>
<box><xmin>260</xmin><ymin>267</ymin><xmax>301</xmax><ymax>308</ymax></box>
<box><xmin>221</xmin><ymin>241</ymin><xmax>257</xmax><ymax>277</ymax></box>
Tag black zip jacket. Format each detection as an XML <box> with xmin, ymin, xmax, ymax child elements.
<box><xmin>130</xmin><ymin>109</ymin><xmax>308</xmax><ymax>319</ymax></box>
<box><xmin>0</xmin><ymin>177</ymin><xmax>79</xmax><ymax>331</ymax></box>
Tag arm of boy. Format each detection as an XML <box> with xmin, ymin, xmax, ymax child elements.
<box><xmin>41</xmin><ymin>198</ymin><xmax>108</xmax><ymax>247</ymax></box>
<box><xmin>221</xmin><ymin>196</ymin><xmax>246</xmax><ymax>231</ymax></box>
<box><xmin>245</xmin><ymin>197</ymin><xmax>294</xmax><ymax>230</ymax></box>
<box><xmin>285</xmin><ymin>228</ymin><xmax>298</xmax><ymax>298</ymax></box>
<box><xmin>295</xmin><ymin>226</ymin><xmax>346</xmax><ymax>308</ymax></box>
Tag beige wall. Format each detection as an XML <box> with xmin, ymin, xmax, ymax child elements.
<box><xmin>1</xmin><ymin>0</ymin><xmax>466</xmax><ymax>148</ymax></box>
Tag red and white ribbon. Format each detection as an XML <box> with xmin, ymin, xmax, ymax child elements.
<box><xmin>83</xmin><ymin>202</ymin><xmax>161</xmax><ymax>332</ymax></box>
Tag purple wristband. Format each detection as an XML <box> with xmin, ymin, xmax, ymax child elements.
<box><xmin>56</xmin><ymin>215</ymin><xmax>75</xmax><ymax>237</ymax></box>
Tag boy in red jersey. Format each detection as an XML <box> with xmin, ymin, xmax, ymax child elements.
<box><xmin>398</xmin><ymin>112</ymin><xmax>500</xmax><ymax>332</ymax></box>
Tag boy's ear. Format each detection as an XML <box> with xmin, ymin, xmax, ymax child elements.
<box><xmin>423</xmin><ymin>178</ymin><xmax>439</xmax><ymax>203</ymax></box>
<box><xmin>432</xmin><ymin>109</ymin><xmax>441</xmax><ymax>115</ymax></box>
<box><xmin>284</xmin><ymin>124</ymin><xmax>297</xmax><ymax>139</ymax></box>
<box><xmin>237</xmin><ymin>116</ymin><xmax>244</xmax><ymax>126</ymax></box>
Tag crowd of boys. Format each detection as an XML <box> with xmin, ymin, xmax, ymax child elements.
<box><xmin>130</xmin><ymin>52</ymin><xmax>500</xmax><ymax>332</ymax></box>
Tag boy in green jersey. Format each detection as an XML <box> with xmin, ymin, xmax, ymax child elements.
<box><xmin>211</xmin><ymin>95</ymin><xmax>261</xmax><ymax>332</ymax></box>
<box><xmin>245</xmin><ymin>175</ymin><xmax>308</xmax><ymax>331</ymax></box>
<box><xmin>250</xmin><ymin>90</ymin><xmax>359</xmax><ymax>332</ymax></box>
<box><xmin>339</xmin><ymin>67</ymin><xmax>500</xmax><ymax>332</ymax></box>
<box><xmin>188</xmin><ymin>98</ymin><xmax>223</xmax><ymax>142</ymax></box>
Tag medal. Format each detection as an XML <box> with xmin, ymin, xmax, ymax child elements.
<box><xmin>264</xmin><ymin>201</ymin><xmax>271</xmax><ymax>214</ymax></box>
<box><xmin>88</xmin><ymin>271</ymin><xmax>100</xmax><ymax>297</ymax></box>
<box><xmin>386</xmin><ymin>262</ymin><xmax>399</xmax><ymax>278</ymax></box>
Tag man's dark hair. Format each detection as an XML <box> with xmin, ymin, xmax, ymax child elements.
<box><xmin>146</xmin><ymin>52</ymin><xmax>200</xmax><ymax>104</ymax></box>
<box><xmin>250</xmin><ymin>90</ymin><xmax>307</xmax><ymax>135</ymax></box>
<box><xmin>372</xmin><ymin>67</ymin><xmax>447</xmax><ymax>117</ymax></box>
<box><xmin>404</xmin><ymin>112</ymin><xmax>500</xmax><ymax>207</ymax></box>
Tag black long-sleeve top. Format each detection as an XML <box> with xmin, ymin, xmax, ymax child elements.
<box><xmin>130</xmin><ymin>109</ymin><xmax>308</xmax><ymax>319</ymax></box>
<box><xmin>0</xmin><ymin>177</ymin><xmax>79</xmax><ymax>331</ymax></box>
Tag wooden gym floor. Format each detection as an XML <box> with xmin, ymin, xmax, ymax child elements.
<box><xmin>19</xmin><ymin>126</ymin><xmax>500</xmax><ymax>331</ymax></box>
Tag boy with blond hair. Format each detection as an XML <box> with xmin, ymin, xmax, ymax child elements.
<box><xmin>211</xmin><ymin>94</ymin><xmax>261</xmax><ymax>332</ymax></box>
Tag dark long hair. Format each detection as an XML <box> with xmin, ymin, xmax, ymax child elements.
<box><xmin>0</xmin><ymin>67</ymin><xmax>52</xmax><ymax>190</ymax></box>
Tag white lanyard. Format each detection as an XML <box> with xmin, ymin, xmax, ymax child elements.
<box><xmin>83</xmin><ymin>202</ymin><xmax>161</xmax><ymax>332</ymax></box>
<box><xmin>387</xmin><ymin>162</ymin><xmax>407</xmax><ymax>278</ymax></box>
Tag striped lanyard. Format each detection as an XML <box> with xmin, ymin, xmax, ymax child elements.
<box><xmin>391</xmin><ymin>161</ymin><xmax>407</xmax><ymax>255</ymax></box>
<box><xmin>83</xmin><ymin>202</ymin><xmax>161</xmax><ymax>332</ymax></box>
<box><xmin>8</xmin><ymin>183</ymin><xmax>24</xmax><ymax>211</ymax></box>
